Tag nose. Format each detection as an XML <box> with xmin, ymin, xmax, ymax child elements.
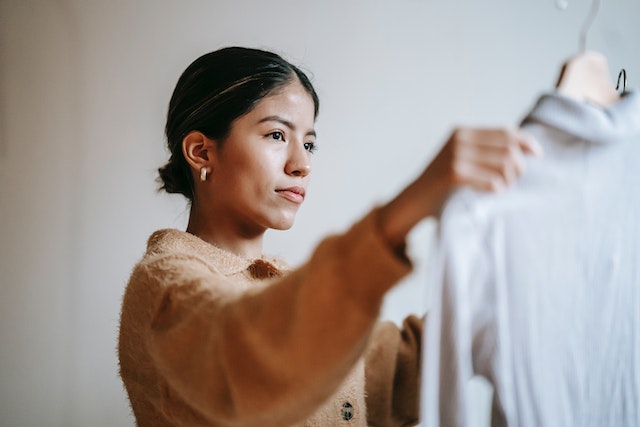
<box><xmin>285</xmin><ymin>142</ymin><xmax>311</xmax><ymax>177</ymax></box>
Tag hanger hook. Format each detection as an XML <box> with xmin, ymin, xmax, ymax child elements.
<box><xmin>579</xmin><ymin>0</ymin><xmax>601</xmax><ymax>52</ymax></box>
<box><xmin>616</xmin><ymin>69</ymin><xmax>627</xmax><ymax>94</ymax></box>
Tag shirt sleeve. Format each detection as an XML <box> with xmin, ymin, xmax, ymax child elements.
<box><xmin>364</xmin><ymin>315</ymin><xmax>424</xmax><ymax>427</ymax></box>
<box><xmin>130</xmin><ymin>208</ymin><xmax>412</xmax><ymax>426</ymax></box>
<box><xmin>421</xmin><ymin>192</ymin><xmax>494</xmax><ymax>427</ymax></box>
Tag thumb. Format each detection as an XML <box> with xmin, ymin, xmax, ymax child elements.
<box><xmin>516</xmin><ymin>130</ymin><xmax>543</xmax><ymax>158</ymax></box>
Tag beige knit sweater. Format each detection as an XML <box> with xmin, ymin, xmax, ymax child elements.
<box><xmin>118</xmin><ymin>209</ymin><xmax>423</xmax><ymax>427</ymax></box>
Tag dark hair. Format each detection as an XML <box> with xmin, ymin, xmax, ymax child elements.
<box><xmin>158</xmin><ymin>46</ymin><xmax>320</xmax><ymax>201</ymax></box>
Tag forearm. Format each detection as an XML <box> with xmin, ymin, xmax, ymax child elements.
<box><xmin>377</xmin><ymin>153</ymin><xmax>452</xmax><ymax>250</ymax></box>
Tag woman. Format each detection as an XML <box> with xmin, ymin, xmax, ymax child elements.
<box><xmin>118</xmin><ymin>47</ymin><xmax>540</xmax><ymax>427</ymax></box>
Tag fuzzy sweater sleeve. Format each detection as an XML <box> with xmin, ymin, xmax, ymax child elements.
<box><xmin>365</xmin><ymin>315</ymin><xmax>424</xmax><ymax>427</ymax></box>
<box><xmin>128</xmin><ymin>209</ymin><xmax>411</xmax><ymax>427</ymax></box>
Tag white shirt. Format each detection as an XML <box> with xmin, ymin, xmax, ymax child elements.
<box><xmin>421</xmin><ymin>91</ymin><xmax>640</xmax><ymax>427</ymax></box>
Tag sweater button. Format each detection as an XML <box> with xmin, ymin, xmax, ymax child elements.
<box><xmin>341</xmin><ymin>402</ymin><xmax>354</xmax><ymax>421</ymax></box>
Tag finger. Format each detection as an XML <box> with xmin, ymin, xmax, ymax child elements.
<box><xmin>515</xmin><ymin>129</ymin><xmax>543</xmax><ymax>157</ymax></box>
<box><xmin>457</xmin><ymin>143</ymin><xmax>526</xmax><ymax>182</ymax></box>
<box><xmin>454</xmin><ymin>162</ymin><xmax>509</xmax><ymax>193</ymax></box>
<box><xmin>458</xmin><ymin>128</ymin><xmax>542</xmax><ymax>158</ymax></box>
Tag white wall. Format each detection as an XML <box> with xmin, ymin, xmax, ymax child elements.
<box><xmin>1</xmin><ymin>0</ymin><xmax>639</xmax><ymax>425</ymax></box>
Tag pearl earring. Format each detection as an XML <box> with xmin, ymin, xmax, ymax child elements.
<box><xmin>200</xmin><ymin>167</ymin><xmax>208</xmax><ymax>182</ymax></box>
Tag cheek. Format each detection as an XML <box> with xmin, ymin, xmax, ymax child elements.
<box><xmin>219</xmin><ymin>142</ymin><xmax>286</xmax><ymax>194</ymax></box>
<box><xmin>242</xmin><ymin>152</ymin><xmax>283</xmax><ymax>192</ymax></box>
<box><xmin>255</xmin><ymin>150</ymin><xmax>285</xmax><ymax>178</ymax></box>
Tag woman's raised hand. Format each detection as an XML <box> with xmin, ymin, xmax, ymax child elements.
<box><xmin>427</xmin><ymin>128</ymin><xmax>542</xmax><ymax>193</ymax></box>
<box><xmin>378</xmin><ymin>127</ymin><xmax>542</xmax><ymax>249</ymax></box>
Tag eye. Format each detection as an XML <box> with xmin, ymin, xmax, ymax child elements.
<box><xmin>269</xmin><ymin>131</ymin><xmax>284</xmax><ymax>141</ymax></box>
<box><xmin>303</xmin><ymin>142</ymin><xmax>317</xmax><ymax>154</ymax></box>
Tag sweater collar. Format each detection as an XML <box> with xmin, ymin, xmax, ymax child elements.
<box><xmin>145</xmin><ymin>228</ymin><xmax>287</xmax><ymax>277</ymax></box>
<box><xmin>521</xmin><ymin>90</ymin><xmax>640</xmax><ymax>144</ymax></box>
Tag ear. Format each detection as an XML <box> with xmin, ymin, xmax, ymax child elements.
<box><xmin>182</xmin><ymin>131</ymin><xmax>214</xmax><ymax>175</ymax></box>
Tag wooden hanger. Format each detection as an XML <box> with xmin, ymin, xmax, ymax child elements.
<box><xmin>556</xmin><ymin>51</ymin><xmax>619</xmax><ymax>107</ymax></box>
<box><xmin>555</xmin><ymin>0</ymin><xmax>620</xmax><ymax>107</ymax></box>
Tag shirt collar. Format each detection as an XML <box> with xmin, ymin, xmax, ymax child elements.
<box><xmin>521</xmin><ymin>90</ymin><xmax>640</xmax><ymax>144</ymax></box>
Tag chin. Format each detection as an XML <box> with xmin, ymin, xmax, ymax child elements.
<box><xmin>269</xmin><ymin>214</ymin><xmax>297</xmax><ymax>231</ymax></box>
<box><xmin>270</xmin><ymin>221</ymin><xmax>295</xmax><ymax>231</ymax></box>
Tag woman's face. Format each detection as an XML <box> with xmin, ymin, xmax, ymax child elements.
<box><xmin>205</xmin><ymin>80</ymin><xmax>317</xmax><ymax>235</ymax></box>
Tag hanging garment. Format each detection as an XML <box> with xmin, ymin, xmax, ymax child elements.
<box><xmin>421</xmin><ymin>91</ymin><xmax>640</xmax><ymax>427</ymax></box>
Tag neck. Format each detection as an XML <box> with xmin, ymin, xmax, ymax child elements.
<box><xmin>186</xmin><ymin>204</ymin><xmax>265</xmax><ymax>259</ymax></box>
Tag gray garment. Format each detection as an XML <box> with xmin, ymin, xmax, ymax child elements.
<box><xmin>421</xmin><ymin>91</ymin><xmax>640</xmax><ymax>427</ymax></box>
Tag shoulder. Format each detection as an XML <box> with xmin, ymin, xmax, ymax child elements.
<box><xmin>122</xmin><ymin>231</ymin><xmax>243</xmax><ymax>322</ymax></box>
<box><xmin>145</xmin><ymin>228</ymin><xmax>211</xmax><ymax>259</ymax></box>
<box><xmin>133</xmin><ymin>229</ymin><xmax>220</xmax><ymax>279</ymax></box>
<box><xmin>141</xmin><ymin>228</ymin><xmax>257</xmax><ymax>274</ymax></box>
<box><xmin>125</xmin><ymin>230</ymin><xmax>234</xmax><ymax>303</ymax></box>
<box><xmin>128</xmin><ymin>229</ymin><xmax>289</xmax><ymax>293</ymax></box>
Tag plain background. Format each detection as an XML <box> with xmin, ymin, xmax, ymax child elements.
<box><xmin>1</xmin><ymin>0</ymin><xmax>639</xmax><ymax>425</ymax></box>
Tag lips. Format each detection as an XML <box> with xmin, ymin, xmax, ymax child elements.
<box><xmin>276</xmin><ymin>186</ymin><xmax>306</xmax><ymax>204</ymax></box>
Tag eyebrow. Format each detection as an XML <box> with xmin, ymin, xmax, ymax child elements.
<box><xmin>258</xmin><ymin>115</ymin><xmax>317</xmax><ymax>137</ymax></box>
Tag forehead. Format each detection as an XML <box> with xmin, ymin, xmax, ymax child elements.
<box><xmin>250</xmin><ymin>81</ymin><xmax>316</xmax><ymax>124</ymax></box>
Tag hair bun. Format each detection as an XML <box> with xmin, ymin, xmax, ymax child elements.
<box><xmin>158</xmin><ymin>157</ymin><xmax>192</xmax><ymax>199</ymax></box>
